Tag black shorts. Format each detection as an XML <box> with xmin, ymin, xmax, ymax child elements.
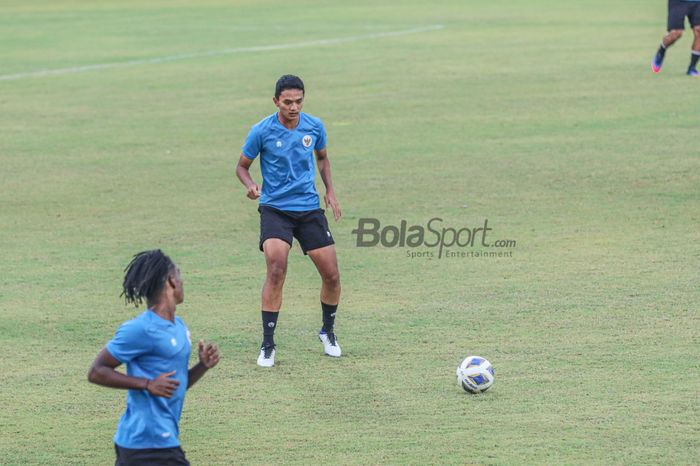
<box><xmin>668</xmin><ymin>0</ymin><xmax>700</xmax><ymax>30</ymax></box>
<box><xmin>114</xmin><ymin>444</ymin><xmax>190</xmax><ymax>466</ymax></box>
<box><xmin>258</xmin><ymin>205</ymin><xmax>334</xmax><ymax>254</ymax></box>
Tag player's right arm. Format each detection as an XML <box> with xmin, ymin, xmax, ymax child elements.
<box><xmin>88</xmin><ymin>348</ymin><xmax>179</xmax><ymax>398</ymax></box>
<box><xmin>88</xmin><ymin>322</ymin><xmax>181</xmax><ymax>400</ymax></box>
<box><xmin>236</xmin><ymin>154</ymin><xmax>261</xmax><ymax>199</ymax></box>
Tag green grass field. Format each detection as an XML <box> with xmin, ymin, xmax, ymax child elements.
<box><xmin>1</xmin><ymin>0</ymin><xmax>699</xmax><ymax>464</ymax></box>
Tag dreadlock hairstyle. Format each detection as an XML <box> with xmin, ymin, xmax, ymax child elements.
<box><xmin>121</xmin><ymin>249</ymin><xmax>175</xmax><ymax>307</ymax></box>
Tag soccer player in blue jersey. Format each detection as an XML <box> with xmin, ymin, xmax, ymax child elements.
<box><xmin>652</xmin><ymin>0</ymin><xmax>700</xmax><ymax>75</ymax></box>
<box><xmin>236</xmin><ymin>75</ymin><xmax>342</xmax><ymax>367</ymax></box>
<box><xmin>88</xmin><ymin>250</ymin><xmax>220</xmax><ymax>466</ymax></box>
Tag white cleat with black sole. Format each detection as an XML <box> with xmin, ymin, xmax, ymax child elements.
<box><xmin>257</xmin><ymin>345</ymin><xmax>276</xmax><ymax>367</ymax></box>
<box><xmin>319</xmin><ymin>331</ymin><xmax>341</xmax><ymax>357</ymax></box>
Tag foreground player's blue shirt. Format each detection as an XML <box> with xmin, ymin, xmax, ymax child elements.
<box><xmin>242</xmin><ymin>112</ymin><xmax>327</xmax><ymax>211</ymax></box>
<box><xmin>106</xmin><ymin>310</ymin><xmax>191</xmax><ymax>449</ymax></box>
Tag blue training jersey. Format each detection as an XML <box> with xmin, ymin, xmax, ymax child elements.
<box><xmin>106</xmin><ymin>310</ymin><xmax>191</xmax><ymax>449</ymax></box>
<box><xmin>242</xmin><ymin>112</ymin><xmax>327</xmax><ymax>211</ymax></box>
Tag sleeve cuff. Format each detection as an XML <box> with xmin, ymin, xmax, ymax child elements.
<box><xmin>105</xmin><ymin>344</ymin><xmax>126</xmax><ymax>364</ymax></box>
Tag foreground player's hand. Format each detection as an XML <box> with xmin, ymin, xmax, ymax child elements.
<box><xmin>198</xmin><ymin>340</ymin><xmax>220</xmax><ymax>369</ymax></box>
<box><xmin>247</xmin><ymin>183</ymin><xmax>261</xmax><ymax>200</ymax></box>
<box><xmin>324</xmin><ymin>191</ymin><xmax>342</xmax><ymax>221</ymax></box>
<box><xmin>147</xmin><ymin>371</ymin><xmax>179</xmax><ymax>398</ymax></box>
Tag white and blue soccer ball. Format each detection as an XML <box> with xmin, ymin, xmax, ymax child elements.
<box><xmin>456</xmin><ymin>356</ymin><xmax>494</xmax><ymax>393</ymax></box>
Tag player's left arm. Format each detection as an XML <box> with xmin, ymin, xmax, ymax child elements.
<box><xmin>187</xmin><ymin>340</ymin><xmax>220</xmax><ymax>389</ymax></box>
<box><xmin>315</xmin><ymin>148</ymin><xmax>341</xmax><ymax>221</ymax></box>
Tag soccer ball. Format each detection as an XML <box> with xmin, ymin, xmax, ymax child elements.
<box><xmin>456</xmin><ymin>356</ymin><xmax>494</xmax><ymax>393</ymax></box>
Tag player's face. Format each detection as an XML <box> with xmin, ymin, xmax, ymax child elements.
<box><xmin>171</xmin><ymin>266</ymin><xmax>184</xmax><ymax>304</ymax></box>
<box><xmin>274</xmin><ymin>89</ymin><xmax>304</xmax><ymax>124</ymax></box>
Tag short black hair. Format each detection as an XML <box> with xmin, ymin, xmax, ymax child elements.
<box><xmin>121</xmin><ymin>249</ymin><xmax>175</xmax><ymax>307</ymax></box>
<box><xmin>275</xmin><ymin>74</ymin><xmax>304</xmax><ymax>99</ymax></box>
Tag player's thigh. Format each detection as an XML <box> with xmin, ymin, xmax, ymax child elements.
<box><xmin>307</xmin><ymin>244</ymin><xmax>340</xmax><ymax>282</ymax></box>
<box><xmin>115</xmin><ymin>445</ymin><xmax>190</xmax><ymax>466</ymax></box>
<box><xmin>259</xmin><ymin>206</ymin><xmax>295</xmax><ymax>252</ymax></box>
<box><xmin>668</xmin><ymin>0</ymin><xmax>689</xmax><ymax>30</ymax></box>
<box><xmin>263</xmin><ymin>238</ymin><xmax>292</xmax><ymax>275</ymax></box>
<box><xmin>690</xmin><ymin>3</ymin><xmax>700</xmax><ymax>28</ymax></box>
<box><xmin>294</xmin><ymin>209</ymin><xmax>334</xmax><ymax>254</ymax></box>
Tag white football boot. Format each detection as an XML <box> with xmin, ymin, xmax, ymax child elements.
<box><xmin>257</xmin><ymin>345</ymin><xmax>276</xmax><ymax>367</ymax></box>
<box><xmin>319</xmin><ymin>330</ymin><xmax>341</xmax><ymax>357</ymax></box>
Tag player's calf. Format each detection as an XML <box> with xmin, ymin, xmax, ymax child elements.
<box><xmin>653</xmin><ymin>30</ymin><xmax>684</xmax><ymax>73</ymax></box>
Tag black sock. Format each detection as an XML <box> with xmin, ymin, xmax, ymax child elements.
<box><xmin>657</xmin><ymin>43</ymin><xmax>666</xmax><ymax>59</ymax></box>
<box><xmin>690</xmin><ymin>51</ymin><xmax>700</xmax><ymax>71</ymax></box>
<box><xmin>321</xmin><ymin>302</ymin><xmax>338</xmax><ymax>333</ymax></box>
<box><xmin>262</xmin><ymin>311</ymin><xmax>278</xmax><ymax>347</ymax></box>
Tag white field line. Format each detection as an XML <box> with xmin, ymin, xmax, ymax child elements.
<box><xmin>0</xmin><ymin>24</ymin><xmax>445</xmax><ymax>82</ymax></box>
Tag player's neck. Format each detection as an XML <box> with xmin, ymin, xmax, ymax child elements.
<box><xmin>149</xmin><ymin>300</ymin><xmax>176</xmax><ymax>322</ymax></box>
<box><xmin>277</xmin><ymin>112</ymin><xmax>299</xmax><ymax>130</ymax></box>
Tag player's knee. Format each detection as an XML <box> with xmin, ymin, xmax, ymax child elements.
<box><xmin>266</xmin><ymin>260</ymin><xmax>287</xmax><ymax>285</ymax></box>
<box><xmin>669</xmin><ymin>29</ymin><xmax>683</xmax><ymax>41</ymax></box>
<box><xmin>693</xmin><ymin>25</ymin><xmax>700</xmax><ymax>35</ymax></box>
<box><xmin>322</xmin><ymin>269</ymin><xmax>340</xmax><ymax>289</ymax></box>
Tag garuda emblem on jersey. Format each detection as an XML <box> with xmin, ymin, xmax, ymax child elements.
<box><xmin>302</xmin><ymin>135</ymin><xmax>313</xmax><ymax>148</ymax></box>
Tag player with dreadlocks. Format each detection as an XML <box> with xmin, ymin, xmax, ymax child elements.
<box><xmin>88</xmin><ymin>249</ymin><xmax>220</xmax><ymax>466</ymax></box>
